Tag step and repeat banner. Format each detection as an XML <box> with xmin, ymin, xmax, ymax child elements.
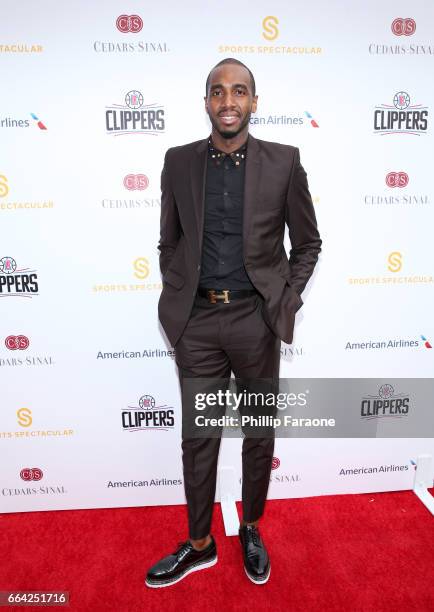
<box><xmin>1</xmin><ymin>0</ymin><xmax>433</xmax><ymax>514</ymax></box>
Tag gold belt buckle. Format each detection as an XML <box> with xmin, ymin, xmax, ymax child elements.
<box><xmin>207</xmin><ymin>289</ymin><xmax>230</xmax><ymax>304</ymax></box>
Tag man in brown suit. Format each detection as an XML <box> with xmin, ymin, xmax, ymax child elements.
<box><xmin>145</xmin><ymin>58</ymin><xmax>321</xmax><ymax>588</ymax></box>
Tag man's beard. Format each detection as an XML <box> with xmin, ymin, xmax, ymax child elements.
<box><xmin>209</xmin><ymin>111</ymin><xmax>251</xmax><ymax>139</ymax></box>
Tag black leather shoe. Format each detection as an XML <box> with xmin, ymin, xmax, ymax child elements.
<box><xmin>145</xmin><ymin>536</ymin><xmax>217</xmax><ymax>588</ymax></box>
<box><xmin>239</xmin><ymin>525</ymin><xmax>270</xmax><ymax>584</ymax></box>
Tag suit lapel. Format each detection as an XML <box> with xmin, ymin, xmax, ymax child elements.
<box><xmin>243</xmin><ymin>134</ymin><xmax>261</xmax><ymax>253</ymax></box>
<box><xmin>191</xmin><ymin>139</ymin><xmax>208</xmax><ymax>256</ymax></box>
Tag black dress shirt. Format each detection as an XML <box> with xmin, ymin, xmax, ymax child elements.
<box><xmin>198</xmin><ymin>137</ymin><xmax>255</xmax><ymax>290</ymax></box>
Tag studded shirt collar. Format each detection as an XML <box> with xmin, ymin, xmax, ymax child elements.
<box><xmin>208</xmin><ymin>137</ymin><xmax>247</xmax><ymax>167</ymax></box>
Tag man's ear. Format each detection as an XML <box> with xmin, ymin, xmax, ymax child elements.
<box><xmin>204</xmin><ymin>96</ymin><xmax>209</xmax><ymax>114</ymax></box>
<box><xmin>252</xmin><ymin>95</ymin><xmax>258</xmax><ymax>113</ymax></box>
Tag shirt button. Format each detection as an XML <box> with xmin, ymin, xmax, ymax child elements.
<box><xmin>197</xmin><ymin>264</ymin><xmax>201</xmax><ymax>270</ymax></box>
<box><xmin>223</xmin><ymin>191</ymin><xmax>228</xmax><ymax>196</ymax></box>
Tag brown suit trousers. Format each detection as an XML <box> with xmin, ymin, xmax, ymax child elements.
<box><xmin>175</xmin><ymin>291</ymin><xmax>280</xmax><ymax>539</ymax></box>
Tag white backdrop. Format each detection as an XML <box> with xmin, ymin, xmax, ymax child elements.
<box><xmin>1</xmin><ymin>0</ymin><xmax>433</xmax><ymax>514</ymax></box>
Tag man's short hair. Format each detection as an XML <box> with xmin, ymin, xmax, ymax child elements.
<box><xmin>205</xmin><ymin>58</ymin><xmax>256</xmax><ymax>96</ymax></box>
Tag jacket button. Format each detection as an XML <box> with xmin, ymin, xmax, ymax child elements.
<box><xmin>197</xmin><ymin>264</ymin><xmax>201</xmax><ymax>270</ymax></box>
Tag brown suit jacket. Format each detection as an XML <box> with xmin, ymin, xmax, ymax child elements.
<box><xmin>157</xmin><ymin>133</ymin><xmax>321</xmax><ymax>347</ymax></box>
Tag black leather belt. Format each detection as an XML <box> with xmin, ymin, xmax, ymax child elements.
<box><xmin>197</xmin><ymin>287</ymin><xmax>258</xmax><ymax>304</ymax></box>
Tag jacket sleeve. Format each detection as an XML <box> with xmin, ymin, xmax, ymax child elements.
<box><xmin>157</xmin><ymin>149</ymin><xmax>181</xmax><ymax>277</ymax></box>
<box><xmin>285</xmin><ymin>148</ymin><xmax>322</xmax><ymax>296</ymax></box>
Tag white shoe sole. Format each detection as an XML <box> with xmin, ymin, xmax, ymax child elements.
<box><xmin>244</xmin><ymin>563</ymin><xmax>271</xmax><ymax>585</ymax></box>
<box><xmin>145</xmin><ymin>555</ymin><xmax>218</xmax><ymax>588</ymax></box>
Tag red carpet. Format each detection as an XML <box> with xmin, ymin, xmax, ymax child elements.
<box><xmin>1</xmin><ymin>491</ymin><xmax>433</xmax><ymax>611</ymax></box>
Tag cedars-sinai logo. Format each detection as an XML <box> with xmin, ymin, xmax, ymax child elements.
<box><xmin>116</xmin><ymin>15</ymin><xmax>143</xmax><ymax>33</ymax></box>
<box><xmin>386</xmin><ymin>172</ymin><xmax>409</xmax><ymax>188</ymax></box>
<box><xmin>94</xmin><ymin>17</ymin><xmax>168</xmax><ymax>53</ymax></box>
<box><xmin>368</xmin><ymin>17</ymin><xmax>433</xmax><ymax>56</ymax></box>
<box><xmin>271</xmin><ymin>457</ymin><xmax>280</xmax><ymax>470</ymax></box>
<box><xmin>391</xmin><ymin>18</ymin><xmax>416</xmax><ymax>37</ymax></box>
<box><xmin>121</xmin><ymin>394</ymin><xmax>175</xmax><ymax>431</ymax></box>
<box><xmin>5</xmin><ymin>335</ymin><xmax>30</xmax><ymax>350</ymax></box>
<box><xmin>20</xmin><ymin>467</ymin><xmax>43</xmax><ymax>481</ymax></box>
<box><xmin>124</xmin><ymin>174</ymin><xmax>149</xmax><ymax>190</ymax></box>
<box><xmin>0</xmin><ymin>256</ymin><xmax>39</xmax><ymax>298</ymax></box>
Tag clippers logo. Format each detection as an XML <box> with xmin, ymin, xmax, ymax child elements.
<box><xmin>122</xmin><ymin>394</ymin><xmax>175</xmax><ymax>431</ymax></box>
<box><xmin>394</xmin><ymin>92</ymin><xmax>410</xmax><ymax>110</ymax></box>
<box><xmin>421</xmin><ymin>335</ymin><xmax>432</xmax><ymax>349</ymax></box>
<box><xmin>105</xmin><ymin>90</ymin><xmax>165</xmax><ymax>136</ymax></box>
<box><xmin>0</xmin><ymin>174</ymin><xmax>9</xmax><ymax>197</ymax></box>
<box><xmin>374</xmin><ymin>92</ymin><xmax>428</xmax><ymax>135</ymax></box>
<box><xmin>5</xmin><ymin>335</ymin><xmax>30</xmax><ymax>350</ymax></box>
<box><xmin>124</xmin><ymin>174</ymin><xmax>149</xmax><ymax>190</ymax></box>
<box><xmin>0</xmin><ymin>256</ymin><xmax>39</xmax><ymax>297</ymax></box>
<box><xmin>20</xmin><ymin>467</ymin><xmax>43</xmax><ymax>481</ymax></box>
<box><xmin>125</xmin><ymin>90</ymin><xmax>143</xmax><ymax>109</ymax></box>
<box><xmin>386</xmin><ymin>172</ymin><xmax>409</xmax><ymax>188</ymax></box>
<box><xmin>361</xmin><ymin>384</ymin><xmax>410</xmax><ymax>419</ymax></box>
<box><xmin>391</xmin><ymin>18</ymin><xmax>416</xmax><ymax>37</ymax></box>
<box><xmin>30</xmin><ymin>113</ymin><xmax>47</xmax><ymax>130</ymax></box>
<box><xmin>305</xmin><ymin>111</ymin><xmax>319</xmax><ymax>127</ymax></box>
<box><xmin>271</xmin><ymin>457</ymin><xmax>280</xmax><ymax>470</ymax></box>
<box><xmin>262</xmin><ymin>16</ymin><xmax>279</xmax><ymax>41</ymax></box>
<box><xmin>0</xmin><ymin>256</ymin><xmax>16</xmax><ymax>273</ymax></box>
<box><xmin>116</xmin><ymin>15</ymin><xmax>143</xmax><ymax>33</ymax></box>
<box><xmin>140</xmin><ymin>395</ymin><xmax>155</xmax><ymax>408</ymax></box>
